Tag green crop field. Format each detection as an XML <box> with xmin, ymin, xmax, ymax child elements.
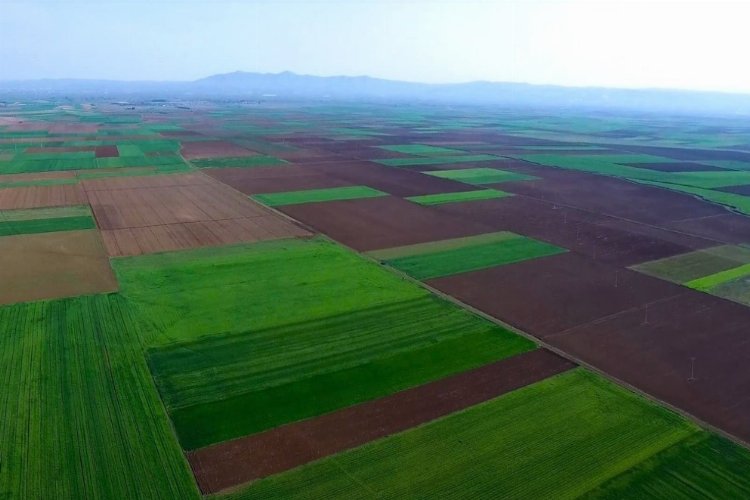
<box><xmin>583</xmin><ymin>433</ymin><xmax>750</xmax><ymax>499</ymax></box>
<box><xmin>406</xmin><ymin>188</ymin><xmax>510</xmax><ymax>205</ymax></box>
<box><xmin>686</xmin><ymin>263</ymin><xmax>750</xmax><ymax>292</ymax></box>
<box><xmin>378</xmin><ymin>144</ymin><xmax>466</xmax><ymax>156</ymax></box>
<box><xmin>632</xmin><ymin>245</ymin><xmax>750</xmax><ymax>284</ymax></box>
<box><xmin>425</xmin><ymin>167</ymin><xmax>538</xmax><ymax>185</ymax></box>
<box><xmin>374</xmin><ymin>154</ymin><xmax>499</xmax><ymax>167</ymax></box>
<box><xmin>151</xmin><ymin>295</ymin><xmax>532</xmax><ymax>449</ymax></box>
<box><xmin>0</xmin><ymin>294</ymin><xmax>198</xmax><ymax>499</ymax></box>
<box><xmin>253</xmin><ymin>186</ymin><xmax>388</xmax><ymax>206</ymax></box>
<box><xmin>367</xmin><ymin>231</ymin><xmax>521</xmax><ymax>260</ymax></box>
<box><xmin>219</xmin><ymin>369</ymin><xmax>698</xmax><ymax>500</ymax></box>
<box><xmin>116</xmin><ymin>237</ymin><xmax>533</xmax><ymax>449</ymax></box>
<box><xmin>190</xmin><ymin>155</ymin><xmax>287</xmax><ymax>168</ymax></box>
<box><xmin>0</xmin><ymin>205</ymin><xmax>95</xmax><ymax>236</ymax></box>
<box><xmin>383</xmin><ymin>233</ymin><xmax>566</xmax><ymax>280</ymax></box>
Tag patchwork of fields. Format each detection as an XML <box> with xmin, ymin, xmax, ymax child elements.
<box><xmin>2</xmin><ymin>101</ymin><xmax>750</xmax><ymax>498</ymax></box>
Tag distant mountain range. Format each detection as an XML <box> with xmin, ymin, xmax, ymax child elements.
<box><xmin>2</xmin><ymin>70</ymin><xmax>750</xmax><ymax>116</ymax></box>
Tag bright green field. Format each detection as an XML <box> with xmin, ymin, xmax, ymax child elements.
<box><xmin>190</xmin><ymin>156</ymin><xmax>287</xmax><ymax>168</ymax></box>
<box><xmin>0</xmin><ymin>295</ymin><xmax>198</xmax><ymax>499</ymax></box>
<box><xmin>119</xmin><ymin>238</ymin><xmax>532</xmax><ymax>449</ymax></box>
<box><xmin>385</xmin><ymin>234</ymin><xmax>566</xmax><ymax>280</ymax></box>
<box><xmin>406</xmin><ymin>188</ymin><xmax>510</xmax><ymax>205</ymax></box>
<box><xmin>425</xmin><ymin>167</ymin><xmax>538</xmax><ymax>185</ymax></box>
<box><xmin>632</xmin><ymin>245</ymin><xmax>750</xmax><ymax>284</ymax></box>
<box><xmin>253</xmin><ymin>186</ymin><xmax>388</xmax><ymax>206</ymax></box>
<box><xmin>153</xmin><ymin>296</ymin><xmax>532</xmax><ymax>449</ymax></box>
<box><xmin>218</xmin><ymin>369</ymin><xmax>698</xmax><ymax>500</ymax></box>
<box><xmin>686</xmin><ymin>263</ymin><xmax>750</xmax><ymax>292</ymax></box>
<box><xmin>374</xmin><ymin>154</ymin><xmax>499</xmax><ymax>167</ymax></box>
<box><xmin>584</xmin><ymin>433</ymin><xmax>750</xmax><ymax>499</ymax></box>
<box><xmin>378</xmin><ymin>144</ymin><xmax>466</xmax><ymax>156</ymax></box>
<box><xmin>0</xmin><ymin>215</ymin><xmax>95</xmax><ymax>236</ymax></box>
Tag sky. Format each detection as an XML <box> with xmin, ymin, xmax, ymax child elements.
<box><xmin>1</xmin><ymin>0</ymin><xmax>749</xmax><ymax>93</ymax></box>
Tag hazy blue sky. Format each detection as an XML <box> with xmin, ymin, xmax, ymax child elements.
<box><xmin>1</xmin><ymin>0</ymin><xmax>748</xmax><ymax>92</ymax></box>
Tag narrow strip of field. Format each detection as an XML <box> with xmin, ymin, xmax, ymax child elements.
<box><xmin>367</xmin><ymin>231</ymin><xmax>521</xmax><ymax>260</ymax></box>
<box><xmin>686</xmin><ymin>262</ymin><xmax>750</xmax><ymax>291</ymax></box>
<box><xmin>377</xmin><ymin>144</ymin><xmax>466</xmax><ymax>156</ymax></box>
<box><xmin>379</xmin><ymin>232</ymin><xmax>566</xmax><ymax>280</ymax></box>
<box><xmin>217</xmin><ymin>369</ymin><xmax>699</xmax><ymax>500</ymax></box>
<box><xmin>188</xmin><ymin>349</ymin><xmax>575</xmax><ymax>494</ymax></box>
<box><xmin>425</xmin><ymin>167</ymin><xmax>538</xmax><ymax>185</ymax></box>
<box><xmin>405</xmin><ymin>188</ymin><xmax>510</xmax><ymax>205</ymax></box>
<box><xmin>0</xmin><ymin>214</ymin><xmax>94</xmax><ymax>236</ymax></box>
<box><xmin>191</xmin><ymin>156</ymin><xmax>287</xmax><ymax>169</ymax></box>
<box><xmin>252</xmin><ymin>186</ymin><xmax>388</xmax><ymax>206</ymax></box>
<box><xmin>374</xmin><ymin>154</ymin><xmax>499</xmax><ymax>167</ymax></box>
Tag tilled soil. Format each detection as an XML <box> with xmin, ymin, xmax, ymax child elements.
<box><xmin>188</xmin><ymin>349</ymin><xmax>575</xmax><ymax>494</ymax></box>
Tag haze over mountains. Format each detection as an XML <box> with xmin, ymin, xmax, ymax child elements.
<box><xmin>2</xmin><ymin>70</ymin><xmax>750</xmax><ymax>116</ymax></box>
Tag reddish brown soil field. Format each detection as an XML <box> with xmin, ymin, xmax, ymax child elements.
<box><xmin>94</xmin><ymin>145</ymin><xmax>119</xmax><ymax>158</ymax></box>
<box><xmin>304</xmin><ymin>160</ymin><xmax>478</xmax><ymax>197</ymax></box>
<box><xmin>279</xmin><ymin>196</ymin><xmax>496</xmax><ymax>252</ymax></box>
<box><xmin>24</xmin><ymin>146</ymin><xmax>95</xmax><ymax>154</ymax></box>
<box><xmin>620</xmin><ymin>162</ymin><xmax>727</xmax><ymax>172</ymax></box>
<box><xmin>0</xmin><ymin>184</ymin><xmax>87</xmax><ymax>209</ymax></box>
<box><xmin>665</xmin><ymin>213</ymin><xmax>750</xmax><ymax>244</ymax></box>
<box><xmin>181</xmin><ymin>140</ymin><xmax>260</xmax><ymax>160</ymax></box>
<box><xmin>433</xmin><ymin>196</ymin><xmax>710</xmax><ymax>266</ymax></box>
<box><xmin>84</xmin><ymin>173</ymin><xmax>309</xmax><ymax>256</ymax></box>
<box><xmin>548</xmin><ymin>291</ymin><xmax>750</xmax><ymax>444</ymax></box>
<box><xmin>0</xmin><ymin>229</ymin><xmax>118</xmax><ymax>305</ymax></box>
<box><xmin>494</xmin><ymin>161</ymin><xmax>728</xmax><ymax>225</ymax></box>
<box><xmin>188</xmin><ymin>349</ymin><xmax>575</xmax><ymax>494</ymax></box>
<box><xmin>0</xmin><ymin>171</ymin><xmax>76</xmax><ymax>183</ymax></box>
<box><xmin>428</xmin><ymin>252</ymin><xmax>683</xmax><ymax>338</ymax></box>
<box><xmin>204</xmin><ymin>165</ymin><xmax>353</xmax><ymax>194</ymax></box>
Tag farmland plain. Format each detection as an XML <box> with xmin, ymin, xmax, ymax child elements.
<box><xmin>2</xmin><ymin>100</ymin><xmax>750</xmax><ymax>498</ymax></box>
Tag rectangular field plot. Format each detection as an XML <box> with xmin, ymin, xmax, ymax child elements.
<box><xmin>632</xmin><ymin>245</ymin><xmax>750</xmax><ymax>284</ymax></box>
<box><xmin>371</xmin><ymin>231</ymin><xmax>566</xmax><ymax>280</ymax></box>
<box><xmin>378</xmin><ymin>144</ymin><xmax>466</xmax><ymax>156</ymax></box>
<box><xmin>0</xmin><ymin>205</ymin><xmax>95</xmax><ymax>236</ymax></box>
<box><xmin>0</xmin><ymin>229</ymin><xmax>117</xmax><ymax>305</ymax></box>
<box><xmin>406</xmin><ymin>188</ymin><xmax>510</xmax><ymax>206</ymax></box>
<box><xmin>113</xmin><ymin>238</ymin><xmax>534</xmax><ymax>450</ymax></box>
<box><xmin>190</xmin><ymin>156</ymin><xmax>287</xmax><ymax>169</ymax></box>
<box><xmin>221</xmin><ymin>369</ymin><xmax>705</xmax><ymax>500</ymax></box>
<box><xmin>425</xmin><ymin>167</ymin><xmax>538</xmax><ymax>185</ymax></box>
<box><xmin>253</xmin><ymin>185</ymin><xmax>388</xmax><ymax>206</ymax></box>
<box><xmin>374</xmin><ymin>154</ymin><xmax>499</xmax><ymax>168</ymax></box>
<box><xmin>0</xmin><ymin>295</ymin><xmax>199</xmax><ymax>499</ymax></box>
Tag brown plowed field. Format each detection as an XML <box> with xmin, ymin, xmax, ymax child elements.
<box><xmin>94</xmin><ymin>145</ymin><xmax>119</xmax><ymax>158</ymax></box>
<box><xmin>428</xmin><ymin>252</ymin><xmax>684</xmax><ymax>338</ymax></box>
<box><xmin>0</xmin><ymin>229</ymin><xmax>118</xmax><ymax>305</ymax></box>
<box><xmin>305</xmin><ymin>160</ymin><xmax>476</xmax><ymax>197</ymax></box>
<box><xmin>547</xmin><ymin>291</ymin><xmax>750</xmax><ymax>443</ymax></box>
<box><xmin>433</xmin><ymin>196</ymin><xmax>709</xmax><ymax>266</ymax></box>
<box><xmin>204</xmin><ymin>166</ymin><xmax>353</xmax><ymax>194</ymax></box>
<box><xmin>0</xmin><ymin>184</ymin><xmax>87</xmax><ymax>209</ymax></box>
<box><xmin>279</xmin><ymin>196</ymin><xmax>496</xmax><ymax>252</ymax></box>
<box><xmin>665</xmin><ymin>213</ymin><xmax>750</xmax><ymax>244</ymax></box>
<box><xmin>188</xmin><ymin>349</ymin><xmax>575</xmax><ymax>494</ymax></box>
<box><xmin>85</xmin><ymin>173</ymin><xmax>310</xmax><ymax>256</ymax></box>
<box><xmin>494</xmin><ymin>161</ymin><xmax>728</xmax><ymax>224</ymax></box>
<box><xmin>0</xmin><ymin>171</ymin><xmax>76</xmax><ymax>183</ymax></box>
<box><xmin>181</xmin><ymin>140</ymin><xmax>260</xmax><ymax>160</ymax></box>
